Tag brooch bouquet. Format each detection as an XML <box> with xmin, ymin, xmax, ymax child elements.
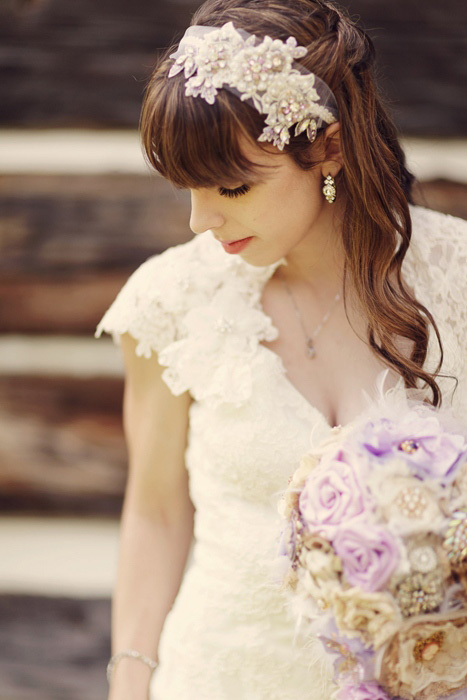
<box><xmin>278</xmin><ymin>391</ymin><xmax>467</xmax><ymax>700</ymax></box>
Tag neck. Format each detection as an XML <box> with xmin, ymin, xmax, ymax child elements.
<box><xmin>279</xmin><ymin>201</ymin><xmax>347</xmax><ymax>298</ymax></box>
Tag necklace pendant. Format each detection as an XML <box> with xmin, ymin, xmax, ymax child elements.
<box><xmin>306</xmin><ymin>340</ymin><xmax>316</xmax><ymax>359</ymax></box>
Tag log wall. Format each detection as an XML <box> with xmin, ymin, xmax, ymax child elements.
<box><xmin>1</xmin><ymin>0</ymin><xmax>467</xmax><ymax>135</ymax></box>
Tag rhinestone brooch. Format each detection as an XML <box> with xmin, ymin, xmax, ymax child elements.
<box><xmin>443</xmin><ymin>511</ymin><xmax>467</xmax><ymax>568</ymax></box>
<box><xmin>396</xmin><ymin>570</ymin><xmax>444</xmax><ymax>617</ymax></box>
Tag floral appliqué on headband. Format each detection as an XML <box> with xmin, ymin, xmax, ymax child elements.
<box><xmin>168</xmin><ymin>21</ymin><xmax>337</xmax><ymax>149</ymax></box>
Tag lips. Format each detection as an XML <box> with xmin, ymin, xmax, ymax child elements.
<box><xmin>219</xmin><ymin>236</ymin><xmax>254</xmax><ymax>254</ymax></box>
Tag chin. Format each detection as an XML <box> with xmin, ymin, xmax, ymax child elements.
<box><xmin>240</xmin><ymin>250</ymin><xmax>284</xmax><ymax>268</ymax></box>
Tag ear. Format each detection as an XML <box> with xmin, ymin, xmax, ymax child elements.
<box><xmin>320</xmin><ymin>121</ymin><xmax>343</xmax><ymax>178</ymax></box>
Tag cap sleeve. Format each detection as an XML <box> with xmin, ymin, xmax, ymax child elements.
<box><xmin>94</xmin><ymin>247</ymin><xmax>187</xmax><ymax>360</ymax></box>
<box><xmin>407</xmin><ymin>205</ymin><xmax>467</xmax><ymax>420</ymax></box>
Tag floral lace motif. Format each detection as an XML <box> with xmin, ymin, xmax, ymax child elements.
<box><xmin>168</xmin><ymin>21</ymin><xmax>337</xmax><ymax>149</ymax></box>
<box><xmin>94</xmin><ymin>204</ymin><xmax>467</xmax><ymax>700</ymax></box>
<box><xmin>401</xmin><ymin>205</ymin><xmax>467</xmax><ymax>418</ymax></box>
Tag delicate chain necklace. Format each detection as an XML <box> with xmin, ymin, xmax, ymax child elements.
<box><xmin>280</xmin><ymin>276</ymin><xmax>341</xmax><ymax>359</ymax></box>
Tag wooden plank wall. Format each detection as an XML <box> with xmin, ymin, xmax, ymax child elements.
<box><xmin>0</xmin><ymin>175</ymin><xmax>191</xmax><ymax>516</ymax></box>
<box><xmin>0</xmin><ymin>593</ymin><xmax>111</xmax><ymax>700</ymax></box>
<box><xmin>1</xmin><ymin>0</ymin><xmax>467</xmax><ymax>135</ymax></box>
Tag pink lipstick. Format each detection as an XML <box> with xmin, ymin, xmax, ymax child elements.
<box><xmin>220</xmin><ymin>236</ymin><xmax>253</xmax><ymax>254</ymax></box>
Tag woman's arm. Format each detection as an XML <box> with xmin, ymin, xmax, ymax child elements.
<box><xmin>107</xmin><ymin>332</ymin><xmax>194</xmax><ymax>700</ymax></box>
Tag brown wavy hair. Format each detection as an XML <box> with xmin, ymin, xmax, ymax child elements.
<box><xmin>140</xmin><ymin>0</ymin><xmax>447</xmax><ymax>406</ymax></box>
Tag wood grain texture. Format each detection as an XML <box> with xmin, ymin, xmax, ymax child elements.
<box><xmin>412</xmin><ymin>179</ymin><xmax>467</xmax><ymax>221</ymax></box>
<box><xmin>1</xmin><ymin>0</ymin><xmax>466</xmax><ymax>134</ymax></box>
<box><xmin>0</xmin><ymin>375</ymin><xmax>125</xmax><ymax>515</ymax></box>
<box><xmin>0</xmin><ymin>174</ymin><xmax>192</xmax><ymax>274</ymax></box>
<box><xmin>0</xmin><ymin>593</ymin><xmax>110</xmax><ymax>700</ymax></box>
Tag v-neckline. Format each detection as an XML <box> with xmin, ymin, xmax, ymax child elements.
<box><xmin>257</xmin><ymin>332</ymin><xmax>405</xmax><ymax>432</ymax></box>
<box><xmin>245</xmin><ymin>228</ymin><xmax>424</xmax><ymax>432</ymax></box>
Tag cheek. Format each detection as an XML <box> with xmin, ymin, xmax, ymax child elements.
<box><xmin>276</xmin><ymin>177</ymin><xmax>321</xmax><ymax>231</ymax></box>
<box><xmin>285</xmin><ymin>165</ymin><xmax>320</xmax><ymax>200</ymax></box>
<box><xmin>243</xmin><ymin>169</ymin><xmax>321</xmax><ymax>239</ymax></box>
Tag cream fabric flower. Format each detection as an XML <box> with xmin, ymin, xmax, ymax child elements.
<box><xmin>378</xmin><ymin>611</ymin><xmax>467</xmax><ymax>700</ymax></box>
<box><xmin>368</xmin><ymin>470</ymin><xmax>446</xmax><ymax>538</ymax></box>
<box><xmin>332</xmin><ymin>587</ymin><xmax>402</xmax><ymax>650</ymax></box>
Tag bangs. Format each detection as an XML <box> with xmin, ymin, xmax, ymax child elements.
<box><xmin>140</xmin><ymin>61</ymin><xmax>280</xmax><ymax>189</ymax></box>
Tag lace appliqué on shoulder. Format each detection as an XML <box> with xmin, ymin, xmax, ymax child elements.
<box><xmin>159</xmin><ymin>277</ymin><xmax>279</xmax><ymax>406</ymax></box>
<box><xmin>406</xmin><ymin>205</ymin><xmax>467</xmax><ymax>417</ymax></box>
<box><xmin>94</xmin><ymin>232</ymin><xmax>284</xmax><ymax>403</ymax></box>
<box><xmin>408</xmin><ymin>205</ymin><xmax>466</xmax><ymax>341</ymax></box>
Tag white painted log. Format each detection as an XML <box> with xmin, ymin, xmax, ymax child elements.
<box><xmin>1</xmin><ymin>129</ymin><xmax>467</xmax><ymax>182</ymax></box>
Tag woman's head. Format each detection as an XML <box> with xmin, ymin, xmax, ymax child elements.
<box><xmin>188</xmin><ymin>127</ymin><xmax>344</xmax><ymax>267</ymax></box>
<box><xmin>141</xmin><ymin>0</ymin><xmax>412</xmax><ymax>201</ymax></box>
<box><xmin>140</xmin><ymin>0</ymin><xmax>446</xmax><ymax>406</ymax></box>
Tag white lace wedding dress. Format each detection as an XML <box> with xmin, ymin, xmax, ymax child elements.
<box><xmin>95</xmin><ymin>204</ymin><xmax>466</xmax><ymax>700</ymax></box>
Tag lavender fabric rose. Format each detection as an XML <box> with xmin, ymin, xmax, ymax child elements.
<box><xmin>333</xmin><ymin>523</ymin><xmax>400</xmax><ymax>591</ymax></box>
<box><xmin>298</xmin><ymin>449</ymin><xmax>370</xmax><ymax>538</ymax></box>
<box><xmin>336</xmin><ymin>682</ymin><xmax>390</xmax><ymax>700</ymax></box>
<box><xmin>359</xmin><ymin>412</ymin><xmax>466</xmax><ymax>483</ymax></box>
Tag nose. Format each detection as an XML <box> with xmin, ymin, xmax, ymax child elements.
<box><xmin>189</xmin><ymin>189</ymin><xmax>225</xmax><ymax>234</ymax></box>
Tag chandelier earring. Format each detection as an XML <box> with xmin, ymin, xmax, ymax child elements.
<box><xmin>322</xmin><ymin>174</ymin><xmax>337</xmax><ymax>204</ymax></box>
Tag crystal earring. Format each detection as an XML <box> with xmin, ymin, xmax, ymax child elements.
<box><xmin>322</xmin><ymin>174</ymin><xmax>336</xmax><ymax>204</ymax></box>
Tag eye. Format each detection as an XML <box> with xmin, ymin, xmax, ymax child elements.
<box><xmin>218</xmin><ymin>184</ymin><xmax>251</xmax><ymax>198</ymax></box>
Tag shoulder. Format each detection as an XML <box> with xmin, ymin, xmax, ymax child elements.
<box><xmin>409</xmin><ymin>203</ymin><xmax>467</xmax><ymax>268</ymax></box>
<box><xmin>94</xmin><ymin>230</ymin><xmax>264</xmax><ymax>360</ymax></box>
<box><xmin>407</xmin><ymin>204</ymin><xmax>467</xmax><ymax>413</ymax></box>
<box><xmin>406</xmin><ymin>204</ymin><xmax>467</xmax><ymax>306</ymax></box>
<box><xmin>95</xmin><ymin>229</ymin><xmax>280</xmax><ymax>404</ymax></box>
<box><xmin>94</xmin><ymin>232</ymin><xmax>217</xmax><ymax>357</ymax></box>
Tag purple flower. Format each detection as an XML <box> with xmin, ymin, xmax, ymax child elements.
<box><xmin>359</xmin><ymin>413</ymin><xmax>466</xmax><ymax>483</ymax></box>
<box><xmin>318</xmin><ymin>619</ymin><xmax>376</xmax><ymax>684</ymax></box>
<box><xmin>336</xmin><ymin>681</ymin><xmax>390</xmax><ymax>700</ymax></box>
<box><xmin>360</xmin><ymin>418</ymin><xmax>403</xmax><ymax>457</ymax></box>
<box><xmin>333</xmin><ymin>523</ymin><xmax>400</xmax><ymax>592</ymax></box>
<box><xmin>298</xmin><ymin>449</ymin><xmax>370</xmax><ymax>538</ymax></box>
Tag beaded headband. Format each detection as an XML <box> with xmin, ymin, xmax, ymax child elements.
<box><xmin>168</xmin><ymin>21</ymin><xmax>338</xmax><ymax>150</ymax></box>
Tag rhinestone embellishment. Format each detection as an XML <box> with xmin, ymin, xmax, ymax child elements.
<box><xmin>399</xmin><ymin>439</ymin><xmax>419</xmax><ymax>454</ymax></box>
<box><xmin>322</xmin><ymin>175</ymin><xmax>336</xmax><ymax>204</ymax></box>
<box><xmin>214</xmin><ymin>316</ymin><xmax>234</xmax><ymax>334</ymax></box>
<box><xmin>395</xmin><ymin>486</ymin><xmax>428</xmax><ymax>519</ymax></box>
<box><xmin>322</xmin><ymin>638</ymin><xmax>359</xmax><ymax>678</ymax></box>
<box><xmin>443</xmin><ymin>511</ymin><xmax>467</xmax><ymax>567</ymax></box>
<box><xmin>168</xmin><ymin>22</ymin><xmax>338</xmax><ymax>150</ymax></box>
<box><xmin>396</xmin><ymin>571</ymin><xmax>444</xmax><ymax>617</ymax></box>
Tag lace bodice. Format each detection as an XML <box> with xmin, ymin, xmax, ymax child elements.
<box><xmin>95</xmin><ymin>204</ymin><xmax>467</xmax><ymax>700</ymax></box>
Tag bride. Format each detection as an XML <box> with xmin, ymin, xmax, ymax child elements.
<box><xmin>96</xmin><ymin>1</ymin><xmax>467</xmax><ymax>698</ymax></box>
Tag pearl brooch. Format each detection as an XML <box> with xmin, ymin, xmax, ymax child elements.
<box><xmin>395</xmin><ymin>486</ymin><xmax>427</xmax><ymax>519</ymax></box>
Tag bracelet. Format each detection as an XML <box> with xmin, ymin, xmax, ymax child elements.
<box><xmin>106</xmin><ymin>649</ymin><xmax>159</xmax><ymax>684</ymax></box>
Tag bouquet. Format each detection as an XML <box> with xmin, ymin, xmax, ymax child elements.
<box><xmin>278</xmin><ymin>391</ymin><xmax>467</xmax><ymax>700</ymax></box>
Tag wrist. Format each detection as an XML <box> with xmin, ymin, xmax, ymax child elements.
<box><xmin>107</xmin><ymin>649</ymin><xmax>158</xmax><ymax>686</ymax></box>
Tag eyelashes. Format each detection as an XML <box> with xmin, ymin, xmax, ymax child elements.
<box><xmin>218</xmin><ymin>184</ymin><xmax>251</xmax><ymax>198</ymax></box>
